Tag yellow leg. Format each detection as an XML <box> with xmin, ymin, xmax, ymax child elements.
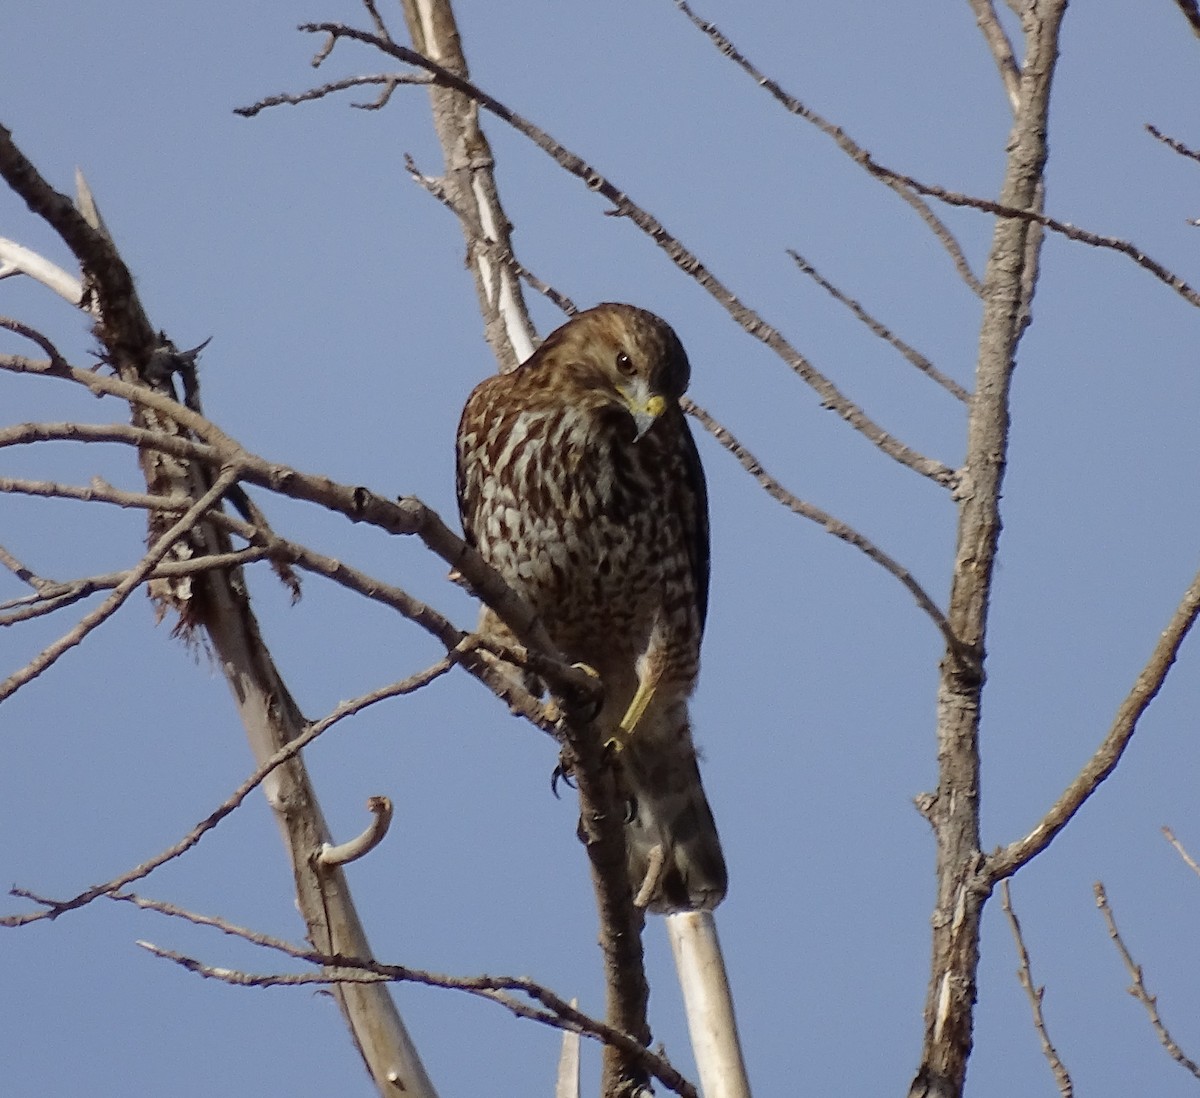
<box><xmin>618</xmin><ymin>674</ymin><xmax>658</xmax><ymax>738</ymax></box>
<box><xmin>604</xmin><ymin>670</ymin><xmax>659</xmax><ymax>755</ymax></box>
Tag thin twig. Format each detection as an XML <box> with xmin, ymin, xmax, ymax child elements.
<box><xmin>0</xmin><ymin>316</ymin><xmax>70</xmax><ymax>367</ymax></box>
<box><xmin>999</xmin><ymin>881</ymin><xmax>1073</xmax><ymax>1097</ymax></box>
<box><xmin>683</xmin><ymin>397</ymin><xmax>960</xmax><ymax>654</ymax></box>
<box><xmin>0</xmin><ymin>547</ymin><xmax>272</xmax><ymax>626</ymax></box>
<box><xmin>245</xmin><ymin>73</ymin><xmax>431</xmax><ymax>113</ymax></box>
<box><xmin>672</xmin><ymin>0</ymin><xmax>984</xmax><ymax>295</ymax></box>
<box><xmin>3</xmin><ymin>661</ymin><xmax>453</xmax><ymax>928</ymax></box>
<box><xmin>862</xmin><ymin>157</ymin><xmax>1200</xmax><ymax>310</ymax></box>
<box><xmin>404</xmin><ymin>153</ymin><xmax>579</xmax><ymax>318</ymax></box>
<box><xmin>1093</xmin><ymin>882</ymin><xmax>1200</xmax><ymax>1081</ymax></box>
<box><xmin>0</xmin><ymin>543</ymin><xmax>53</xmax><ymax>594</ymax></box>
<box><xmin>1162</xmin><ymin>827</ymin><xmax>1200</xmax><ymax>880</ymax></box>
<box><xmin>100</xmin><ymin>890</ymin><xmax>696</xmax><ymax>1097</ymax></box>
<box><xmin>0</xmin><ymin>467</ymin><xmax>238</xmax><ymax>703</ymax></box>
<box><xmin>787</xmin><ymin>251</ymin><xmax>969</xmax><ymax>403</ymax></box>
<box><xmin>133</xmin><ymin>937</ymin><xmax>696</xmax><ymax>1098</ymax></box>
<box><xmin>1146</xmin><ymin>124</ymin><xmax>1200</xmax><ymax>166</ymax></box>
<box><xmin>988</xmin><ymin>562</ymin><xmax>1200</xmax><ymax>881</ymax></box>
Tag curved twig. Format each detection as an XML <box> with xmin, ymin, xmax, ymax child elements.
<box><xmin>318</xmin><ymin>797</ymin><xmax>395</xmax><ymax>867</ymax></box>
<box><xmin>986</xmin><ymin>562</ymin><xmax>1200</xmax><ymax>882</ymax></box>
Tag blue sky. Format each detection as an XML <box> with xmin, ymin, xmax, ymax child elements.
<box><xmin>4</xmin><ymin>2</ymin><xmax>1200</xmax><ymax>1095</ymax></box>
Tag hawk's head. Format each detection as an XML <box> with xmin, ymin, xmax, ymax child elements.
<box><xmin>528</xmin><ymin>302</ymin><xmax>691</xmax><ymax>440</ymax></box>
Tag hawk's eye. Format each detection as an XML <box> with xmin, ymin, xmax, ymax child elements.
<box><xmin>615</xmin><ymin>351</ymin><xmax>635</xmax><ymax>377</ymax></box>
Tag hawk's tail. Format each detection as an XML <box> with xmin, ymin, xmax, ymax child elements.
<box><xmin>620</xmin><ymin>716</ymin><xmax>726</xmax><ymax>914</ymax></box>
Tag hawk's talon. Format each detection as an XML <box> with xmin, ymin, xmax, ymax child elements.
<box><xmin>550</xmin><ymin>759</ymin><xmax>576</xmax><ymax>798</ymax></box>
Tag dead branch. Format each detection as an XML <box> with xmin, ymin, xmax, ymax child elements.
<box><xmin>396</xmin><ymin>0</ymin><xmax>539</xmax><ymax>371</ymax></box>
<box><xmin>683</xmin><ymin>398</ymin><xmax>959</xmax><ymax>653</ymax></box>
<box><xmin>318</xmin><ymin>797</ymin><xmax>395</xmax><ymax>868</ymax></box>
<box><xmin>242</xmin><ymin>21</ymin><xmax>958</xmax><ymax>489</ymax></box>
<box><xmin>861</xmin><ymin>157</ymin><xmax>1200</xmax><ymax>311</ymax></box>
<box><xmin>1172</xmin><ymin>0</ymin><xmax>1200</xmax><ymax>38</ymax></box>
<box><xmin>987</xmin><ymin>562</ymin><xmax>1200</xmax><ymax>881</ymax></box>
<box><xmin>672</xmin><ymin>0</ymin><xmax>984</xmax><ymax>295</ymax></box>
<box><xmin>3</xmin><ymin>661</ymin><xmax>454</xmax><ymax>929</ymax></box>
<box><xmin>1146</xmin><ymin>123</ymin><xmax>1200</xmax><ymax>166</ymax></box>
<box><xmin>0</xmin><ymin>467</ymin><xmax>237</xmax><ymax>702</ymax></box>
<box><xmin>999</xmin><ymin>881</ymin><xmax>1073</xmax><ymax>1097</ymax></box>
<box><xmin>103</xmin><ymin>890</ymin><xmax>696</xmax><ymax>1098</ymax></box>
<box><xmin>786</xmin><ymin>251</ymin><xmax>969</xmax><ymax>403</ymax></box>
<box><xmin>966</xmin><ymin>0</ymin><xmax>1022</xmax><ymax>111</ymax></box>
<box><xmin>1093</xmin><ymin>882</ymin><xmax>1200</xmax><ymax>1081</ymax></box>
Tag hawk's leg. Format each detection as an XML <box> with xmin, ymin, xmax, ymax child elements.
<box><xmin>619</xmin><ymin>674</ymin><xmax>658</xmax><ymax>737</ymax></box>
<box><xmin>607</xmin><ymin>664</ymin><xmax>664</xmax><ymax>753</ymax></box>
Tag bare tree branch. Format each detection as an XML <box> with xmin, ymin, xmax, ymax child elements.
<box><xmin>0</xmin><ymin>236</ymin><xmax>85</xmax><ymax>306</ymax></box>
<box><xmin>0</xmin><ymin>467</ymin><xmax>237</xmax><ymax>702</ymax></box>
<box><xmin>966</xmin><ymin>0</ymin><xmax>1023</xmax><ymax>111</ymax></box>
<box><xmin>911</xmin><ymin>7</ymin><xmax>1067</xmax><ymax>1096</ymax></box>
<box><xmin>245</xmin><ymin>73</ymin><xmax>432</xmax><ymax>113</ymax></box>
<box><xmin>318</xmin><ymin>797</ymin><xmax>395</xmax><ymax>868</ymax></box>
<box><xmin>999</xmin><ymin>881</ymin><xmax>1073</xmax><ymax>1097</ymax></box>
<box><xmin>861</xmin><ymin>157</ymin><xmax>1200</xmax><ymax>310</ymax></box>
<box><xmin>786</xmin><ymin>251</ymin><xmax>970</xmax><ymax>403</ymax></box>
<box><xmin>1093</xmin><ymin>882</ymin><xmax>1200</xmax><ymax>1081</ymax></box>
<box><xmin>99</xmin><ymin>890</ymin><xmax>697</xmax><ymax>1098</ymax></box>
<box><xmin>1146</xmin><ymin>123</ymin><xmax>1200</xmax><ymax>165</ymax></box>
<box><xmin>672</xmin><ymin>0</ymin><xmax>985</xmax><ymax>295</ymax></box>
<box><xmin>2</xmin><ymin>661</ymin><xmax>455</xmax><ymax>929</ymax></box>
<box><xmin>1172</xmin><ymin>0</ymin><xmax>1200</xmax><ymax>38</ymax></box>
<box><xmin>683</xmin><ymin>398</ymin><xmax>960</xmax><ymax>652</ymax></box>
<box><xmin>241</xmin><ymin>23</ymin><xmax>958</xmax><ymax>488</ymax></box>
<box><xmin>397</xmin><ymin>0</ymin><xmax>539</xmax><ymax>371</ymax></box>
<box><xmin>987</xmin><ymin>562</ymin><xmax>1200</xmax><ymax>881</ymax></box>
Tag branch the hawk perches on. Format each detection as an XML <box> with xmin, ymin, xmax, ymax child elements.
<box><xmin>456</xmin><ymin>303</ymin><xmax>726</xmax><ymax>913</ymax></box>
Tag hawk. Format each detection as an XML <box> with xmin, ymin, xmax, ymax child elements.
<box><xmin>456</xmin><ymin>302</ymin><xmax>726</xmax><ymax>913</ymax></box>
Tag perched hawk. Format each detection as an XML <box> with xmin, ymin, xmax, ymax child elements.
<box><xmin>456</xmin><ymin>302</ymin><xmax>726</xmax><ymax>913</ymax></box>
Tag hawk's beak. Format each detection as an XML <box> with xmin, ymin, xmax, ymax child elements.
<box><xmin>619</xmin><ymin>380</ymin><xmax>668</xmax><ymax>441</ymax></box>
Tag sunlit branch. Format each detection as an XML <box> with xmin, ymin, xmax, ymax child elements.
<box><xmin>965</xmin><ymin>0</ymin><xmax>1022</xmax><ymax>111</ymax></box>
<box><xmin>1161</xmin><ymin>826</ymin><xmax>1200</xmax><ymax>880</ymax></box>
<box><xmin>987</xmin><ymin>562</ymin><xmax>1200</xmax><ymax>881</ymax></box>
<box><xmin>121</xmin><ymin>907</ymin><xmax>697</xmax><ymax>1098</ymax></box>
